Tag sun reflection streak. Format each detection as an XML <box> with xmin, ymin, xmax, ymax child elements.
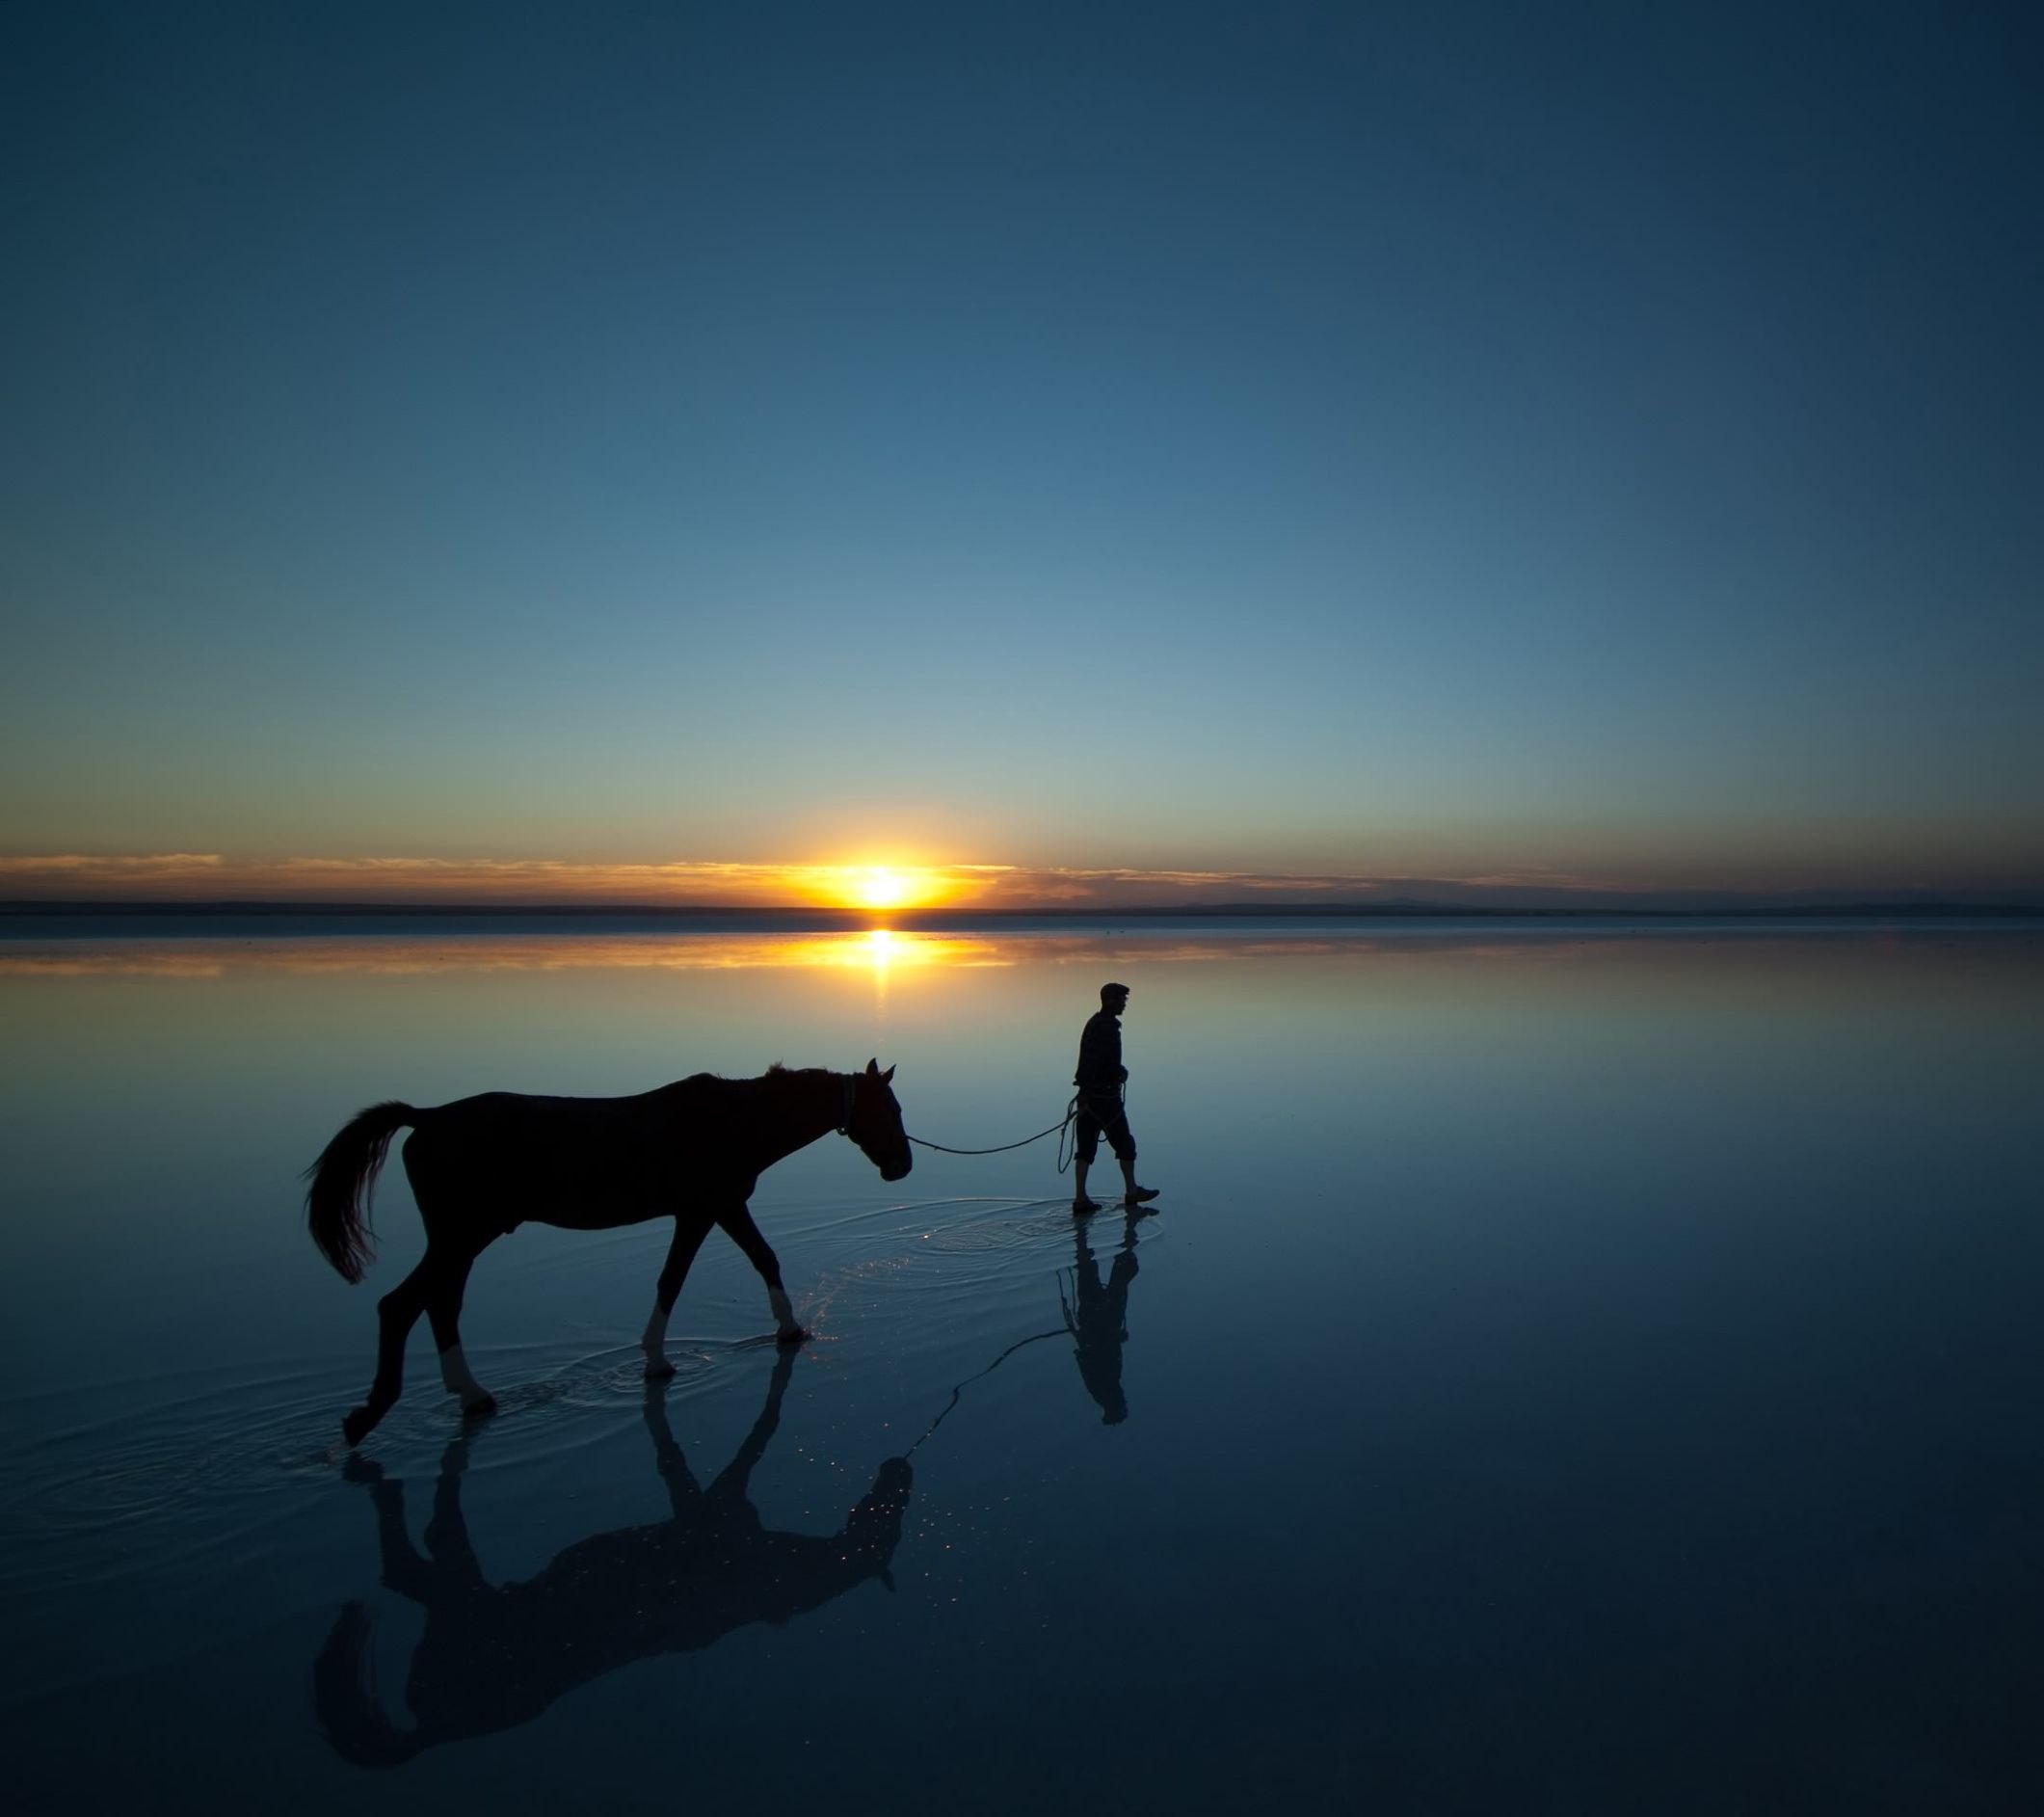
<box><xmin>0</xmin><ymin>925</ymin><xmax>1730</xmax><ymax>982</ymax></box>
<box><xmin>865</xmin><ymin>927</ymin><xmax>894</xmax><ymax>1014</ymax></box>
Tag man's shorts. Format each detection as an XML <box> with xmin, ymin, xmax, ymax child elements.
<box><xmin>1075</xmin><ymin>1090</ymin><xmax>1135</xmax><ymax>1164</ymax></box>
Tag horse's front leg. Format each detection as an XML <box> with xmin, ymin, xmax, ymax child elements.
<box><xmin>713</xmin><ymin>1202</ymin><xmax>809</xmax><ymax>1343</ymax></box>
<box><xmin>642</xmin><ymin>1214</ymin><xmax>712</xmax><ymax>1378</ymax></box>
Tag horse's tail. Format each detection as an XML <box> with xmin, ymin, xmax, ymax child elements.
<box><xmin>313</xmin><ymin>1601</ymin><xmax>424</xmax><ymax>1769</ymax></box>
<box><xmin>304</xmin><ymin>1101</ymin><xmax>416</xmax><ymax>1285</ymax></box>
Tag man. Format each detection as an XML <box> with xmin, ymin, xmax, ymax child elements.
<box><xmin>1071</xmin><ymin>981</ymin><xmax>1160</xmax><ymax>1216</ymax></box>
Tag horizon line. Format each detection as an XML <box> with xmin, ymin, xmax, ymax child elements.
<box><xmin>6</xmin><ymin>898</ymin><xmax>2041</xmax><ymax>922</ymax></box>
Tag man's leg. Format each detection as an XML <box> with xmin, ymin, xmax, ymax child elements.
<box><xmin>1109</xmin><ymin>1109</ymin><xmax>1158</xmax><ymax>1207</ymax></box>
<box><xmin>1073</xmin><ymin>1102</ymin><xmax>1102</xmax><ymax>1215</ymax></box>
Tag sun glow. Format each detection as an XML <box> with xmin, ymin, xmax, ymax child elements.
<box><xmin>813</xmin><ymin>865</ymin><xmax>955</xmax><ymax>912</ymax></box>
<box><xmin>856</xmin><ymin>868</ymin><xmax>909</xmax><ymax>909</ymax></box>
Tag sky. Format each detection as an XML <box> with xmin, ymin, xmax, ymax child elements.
<box><xmin>4</xmin><ymin>1</ymin><xmax>2041</xmax><ymax>910</ymax></box>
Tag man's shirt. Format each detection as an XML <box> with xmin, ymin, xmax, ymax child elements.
<box><xmin>1074</xmin><ymin>1009</ymin><xmax>1126</xmax><ymax>1094</ymax></box>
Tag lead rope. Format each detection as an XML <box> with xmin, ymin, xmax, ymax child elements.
<box><xmin>906</xmin><ymin>1097</ymin><xmax>1078</xmax><ymax>1162</ymax></box>
<box><xmin>907</xmin><ymin>1082</ymin><xmax>1128</xmax><ymax>1179</ymax></box>
<box><xmin>845</xmin><ymin>1072</ymin><xmax>1076</xmax><ymax>1165</ymax></box>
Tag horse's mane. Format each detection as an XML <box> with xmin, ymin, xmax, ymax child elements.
<box><xmin>683</xmin><ymin>1065</ymin><xmax>834</xmax><ymax>1086</ymax></box>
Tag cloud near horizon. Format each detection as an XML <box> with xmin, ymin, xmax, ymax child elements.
<box><xmin>2</xmin><ymin>853</ymin><xmax>2036</xmax><ymax>912</ymax></box>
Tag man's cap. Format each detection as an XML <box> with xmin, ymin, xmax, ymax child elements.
<box><xmin>1101</xmin><ymin>981</ymin><xmax>1130</xmax><ymax>1002</ymax></box>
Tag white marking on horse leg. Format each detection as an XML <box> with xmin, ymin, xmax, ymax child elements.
<box><xmin>438</xmin><ymin>1344</ymin><xmax>493</xmax><ymax>1412</ymax></box>
<box><xmin>642</xmin><ymin>1300</ymin><xmax>674</xmax><ymax>1375</ymax></box>
<box><xmin>768</xmin><ymin>1286</ymin><xmax>800</xmax><ymax>1336</ymax></box>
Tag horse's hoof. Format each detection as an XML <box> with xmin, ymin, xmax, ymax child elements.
<box><xmin>461</xmin><ymin>1395</ymin><xmax>498</xmax><ymax>1422</ymax></box>
<box><xmin>341</xmin><ymin>1407</ymin><xmax>376</xmax><ymax>1448</ymax></box>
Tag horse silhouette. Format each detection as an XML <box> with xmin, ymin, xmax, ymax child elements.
<box><xmin>304</xmin><ymin>1060</ymin><xmax>911</xmax><ymax>1445</ymax></box>
<box><xmin>315</xmin><ymin>1349</ymin><xmax>913</xmax><ymax>1766</ymax></box>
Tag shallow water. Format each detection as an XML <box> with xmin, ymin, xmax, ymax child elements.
<box><xmin>4</xmin><ymin>919</ymin><xmax>2041</xmax><ymax>1812</ymax></box>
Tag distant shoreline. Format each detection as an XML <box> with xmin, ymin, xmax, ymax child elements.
<box><xmin>3</xmin><ymin>900</ymin><xmax>2039</xmax><ymax>923</ymax></box>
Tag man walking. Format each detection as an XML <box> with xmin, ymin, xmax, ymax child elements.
<box><xmin>1072</xmin><ymin>981</ymin><xmax>1160</xmax><ymax>1216</ymax></box>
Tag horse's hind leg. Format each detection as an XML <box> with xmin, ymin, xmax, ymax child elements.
<box><xmin>425</xmin><ymin>1240</ymin><xmax>497</xmax><ymax>1419</ymax></box>
<box><xmin>343</xmin><ymin>1253</ymin><xmax>438</xmax><ymax>1448</ymax></box>
<box><xmin>642</xmin><ymin>1214</ymin><xmax>712</xmax><ymax>1379</ymax></box>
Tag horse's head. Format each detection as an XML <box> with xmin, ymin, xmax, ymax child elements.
<box><xmin>847</xmin><ymin>1058</ymin><xmax>912</xmax><ymax>1182</ymax></box>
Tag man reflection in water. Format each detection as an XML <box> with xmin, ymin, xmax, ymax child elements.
<box><xmin>1072</xmin><ymin>981</ymin><xmax>1161</xmax><ymax>1216</ymax></box>
<box><xmin>1061</xmin><ymin>1212</ymin><xmax>1141</xmax><ymax>1424</ymax></box>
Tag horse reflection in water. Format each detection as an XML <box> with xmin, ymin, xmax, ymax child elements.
<box><xmin>316</xmin><ymin>1349</ymin><xmax>912</xmax><ymax>1767</ymax></box>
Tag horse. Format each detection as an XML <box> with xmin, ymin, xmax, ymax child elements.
<box><xmin>315</xmin><ymin>1350</ymin><xmax>913</xmax><ymax>1765</ymax></box>
<box><xmin>304</xmin><ymin>1058</ymin><xmax>910</xmax><ymax>1447</ymax></box>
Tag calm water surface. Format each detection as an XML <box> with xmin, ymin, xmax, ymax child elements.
<box><xmin>3</xmin><ymin>920</ymin><xmax>2041</xmax><ymax>1813</ymax></box>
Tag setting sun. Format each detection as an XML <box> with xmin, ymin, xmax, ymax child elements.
<box><xmin>855</xmin><ymin>868</ymin><xmax>910</xmax><ymax>909</ymax></box>
<box><xmin>802</xmin><ymin>865</ymin><xmax>958</xmax><ymax>912</ymax></box>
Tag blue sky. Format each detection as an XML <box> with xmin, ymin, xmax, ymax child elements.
<box><xmin>5</xmin><ymin>1</ymin><xmax>2040</xmax><ymax>904</ymax></box>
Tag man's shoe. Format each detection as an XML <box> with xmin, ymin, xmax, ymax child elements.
<box><xmin>1072</xmin><ymin>1196</ymin><xmax>1102</xmax><ymax>1216</ymax></box>
<box><xmin>1123</xmin><ymin>1186</ymin><xmax>1160</xmax><ymax>1206</ymax></box>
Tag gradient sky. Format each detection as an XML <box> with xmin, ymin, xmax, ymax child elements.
<box><xmin>5</xmin><ymin>1</ymin><xmax>2041</xmax><ymax>905</ymax></box>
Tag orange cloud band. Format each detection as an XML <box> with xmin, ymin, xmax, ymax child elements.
<box><xmin>5</xmin><ymin>854</ymin><xmax>2018</xmax><ymax>909</ymax></box>
<box><xmin>0</xmin><ymin>853</ymin><xmax>1606</xmax><ymax>907</ymax></box>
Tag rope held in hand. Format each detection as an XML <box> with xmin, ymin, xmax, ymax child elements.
<box><xmin>909</xmin><ymin>1083</ymin><xmax>1130</xmax><ymax>1177</ymax></box>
